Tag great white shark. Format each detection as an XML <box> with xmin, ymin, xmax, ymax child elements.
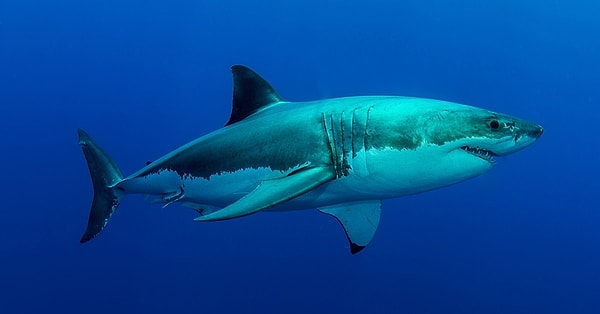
<box><xmin>78</xmin><ymin>65</ymin><xmax>543</xmax><ymax>253</ymax></box>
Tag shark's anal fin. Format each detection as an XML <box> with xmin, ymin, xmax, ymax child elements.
<box><xmin>319</xmin><ymin>200</ymin><xmax>382</xmax><ymax>254</ymax></box>
<box><xmin>195</xmin><ymin>166</ymin><xmax>335</xmax><ymax>222</ymax></box>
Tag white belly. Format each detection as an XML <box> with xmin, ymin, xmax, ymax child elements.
<box><xmin>118</xmin><ymin>144</ymin><xmax>492</xmax><ymax>212</ymax></box>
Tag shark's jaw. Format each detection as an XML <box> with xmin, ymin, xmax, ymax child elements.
<box><xmin>455</xmin><ymin>134</ymin><xmax>540</xmax><ymax>166</ymax></box>
<box><xmin>460</xmin><ymin>145</ymin><xmax>498</xmax><ymax>164</ymax></box>
<box><xmin>455</xmin><ymin>125</ymin><xmax>543</xmax><ymax>165</ymax></box>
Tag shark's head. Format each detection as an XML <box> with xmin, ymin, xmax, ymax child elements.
<box><xmin>436</xmin><ymin>107</ymin><xmax>544</xmax><ymax>165</ymax></box>
<box><xmin>373</xmin><ymin>98</ymin><xmax>544</xmax><ymax>164</ymax></box>
<box><xmin>363</xmin><ymin>98</ymin><xmax>543</xmax><ymax>195</ymax></box>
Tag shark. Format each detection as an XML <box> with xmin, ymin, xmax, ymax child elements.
<box><xmin>78</xmin><ymin>65</ymin><xmax>543</xmax><ymax>253</ymax></box>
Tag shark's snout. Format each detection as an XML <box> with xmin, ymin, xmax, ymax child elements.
<box><xmin>533</xmin><ymin>125</ymin><xmax>544</xmax><ymax>138</ymax></box>
<box><xmin>493</xmin><ymin>120</ymin><xmax>543</xmax><ymax>157</ymax></box>
<box><xmin>523</xmin><ymin>122</ymin><xmax>544</xmax><ymax>139</ymax></box>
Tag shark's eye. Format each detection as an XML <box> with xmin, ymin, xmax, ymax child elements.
<box><xmin>490</xmin><ymin>120</ymin><xmax>500</xmax><ymax>129</ymax></box>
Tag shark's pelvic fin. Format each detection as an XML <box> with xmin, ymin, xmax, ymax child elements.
<box><xmin>226</xmin><ymin>65</ymin><xmax>284</xmax><ymax>126</ymax></box>
<box><xmin>78</xmin><ymin>129</ymin><xmax>124</xmax><ymax>243</ymax></box>
<box><xmin>319</xmin><ymin>200</ymin><xmax>382</xmax><ymax>254</ymax></box>
<box><xmin>195</xmin><ymin>166</ymin><xmax>336</xmax><ymax>221</ymax></box>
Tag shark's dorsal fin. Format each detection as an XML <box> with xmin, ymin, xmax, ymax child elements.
<box><xmin>226</xmin><ymin>65</ymin><xmax>284</xmax><ymax>126</ymax></box>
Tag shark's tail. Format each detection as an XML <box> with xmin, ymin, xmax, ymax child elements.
<box><xmin>77</xmin><ymin>128</ymin><xmax>124</xmax><ymax>243</ymax></box>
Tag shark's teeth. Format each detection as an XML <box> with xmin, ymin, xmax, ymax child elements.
<box><xmin>460</xmin><ymin>146</ymin><xmax>497</xmax><ymax>163</ymax></box>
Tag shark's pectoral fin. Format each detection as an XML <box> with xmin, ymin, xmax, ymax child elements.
<box><xmin>195</xmin><ymin>166</ymin><xmax>336</xmax><ymax>222</ymax></box>
<box><xmin>319</xmin><ymin>200</ymin><xmax>382</xmax><ymax>254</ymax></box>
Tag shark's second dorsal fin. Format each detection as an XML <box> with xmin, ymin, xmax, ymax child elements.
<box><xmin>226</xmin><ymin>65</ymin><xmax>284</xmax><ymax>126</ymax></box>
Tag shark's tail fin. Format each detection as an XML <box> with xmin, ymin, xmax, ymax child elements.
<box><xmin>78</xmin><ymin>128</ymin><xmax>124</xmax><ymax>243</ymax></box>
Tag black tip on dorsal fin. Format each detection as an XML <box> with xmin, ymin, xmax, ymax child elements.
<box><xmin>226</xmin><ymin>65</ymin><xmax>283</xmax><ymax>126</ymax></box>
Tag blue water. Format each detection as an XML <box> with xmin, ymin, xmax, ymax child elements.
<box><xmin>1</xmin><ymin>0</ymin><xmax>599</xmax><ymax>313</ymax></box>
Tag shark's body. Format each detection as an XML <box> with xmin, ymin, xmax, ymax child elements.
<box><xmin>79</xmin><ymin>65</ymin><xmax>543</xmax><ymax>253</ymax></box>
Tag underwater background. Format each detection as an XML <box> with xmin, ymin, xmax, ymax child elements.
<box><xmin>1</xmin><ymin>0</ymin><xmax>599</xmax><ymax>313</ymax></box>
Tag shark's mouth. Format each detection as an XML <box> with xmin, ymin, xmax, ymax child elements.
<box><xmin>461</xmin><ymin>146</ymin><xmax>497</xmax><ymax>163</ymax></box>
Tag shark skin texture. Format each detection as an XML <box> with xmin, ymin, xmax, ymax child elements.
<box><xmin>78</xmin><ymin>65</ymin><xmax>543</xmax><ymax>254</ymax></box>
